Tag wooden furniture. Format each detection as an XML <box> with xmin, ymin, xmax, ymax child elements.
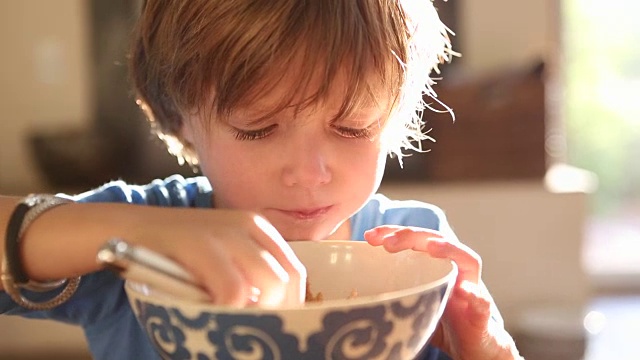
<box><xmin>384</xmin><ymin>61</ymin><xmax>547</xmax><ymax>183</ymax></box>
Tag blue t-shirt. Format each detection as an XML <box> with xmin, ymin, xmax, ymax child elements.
<box><xmin>1</xmin><ymin>175</ymin><xmax>452</xmax><ymax>360</ymax></box>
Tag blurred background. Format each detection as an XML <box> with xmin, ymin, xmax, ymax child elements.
<box><xmin>0</xmin><ymin>0</ymin><xmax>638</xmax><ymax>359</ymax></box>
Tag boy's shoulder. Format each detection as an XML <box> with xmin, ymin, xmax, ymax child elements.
<box><xmin>351</xmin><ymin>193</ymin><xmax>448</xmax><ymax>238</ymax></box>
<box><xmin>366</xmin><ymin>193</ymin><xmax>444</xmax><ymax>216</ymax></box>
<box><xmin>69</xmin><ymin>175</ymin><xmax>212</xmax><ymax>207</ymax></box>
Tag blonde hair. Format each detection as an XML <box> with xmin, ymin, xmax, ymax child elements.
<box><xmin>130</xmin><ymin>0</ymin><xmax>454</xmax><ymax>165</ymax></box>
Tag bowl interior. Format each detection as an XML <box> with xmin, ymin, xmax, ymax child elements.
<box><xmin>291</xmin><ymin>240</ymin><xmax>453</xmax><ymax>303</ymax></box>
<box><xmin>126</xmin><ymin>240</ymin><xmax>455</xmax><ymax>308</ymax></box>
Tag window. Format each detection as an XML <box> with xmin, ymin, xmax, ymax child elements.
<box><xmin>564</xmin><ymin>0</ymin><xmax>640</xmax><ymax>287</ymax></box>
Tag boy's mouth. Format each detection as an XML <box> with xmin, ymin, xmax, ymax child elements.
<box><xmin>272</xmin><ymin>206</ymin><xmax>333</xmax><ymax>221</ymax></box>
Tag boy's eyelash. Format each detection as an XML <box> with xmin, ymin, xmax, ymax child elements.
<box><xmin>334</xmin><ymin>125</ymin><xmax>375</xmax><ymax>139</ymax></box>
<box><xmin>231</xmin><ymin>123</ymin><xmax>376</xmax><ymax>141</ymax></box>
<box><xmin>231</xmin><ymin>125</ymin><xmax>276</xmax><ymax>141</ymax></box>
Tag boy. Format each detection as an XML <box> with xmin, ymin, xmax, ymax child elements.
<box><xmin>1</xmin><ymin>1</ymin><xmax>522</xmax><ymax>359</ymax></box>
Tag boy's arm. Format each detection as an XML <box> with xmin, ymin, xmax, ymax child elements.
<box><xmin>0</xmin><ymin>196</ymin><xmax>144</xmax><ymax>291</ymax></box>
<box><xmin>0</xmin><ymin>176</ymin><xmax>207</xmax><ymax>291</ymax></box>
<box><xmin>0</xmin><ymin>196</ymin><xmax>19</xmax><ymax>290</ymax></box>
<box><xmin>1</xmin><ymin>194</ymin><xmax>306</xmax><ymax>309</ymax></box>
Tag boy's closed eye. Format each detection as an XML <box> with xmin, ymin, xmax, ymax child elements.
<box><xmin>228</xmin><ymin>119</ymin><xmax>382</xmax><ymax>141</ymax></box>
<box><xmin>330</xmin><ymin>114</ymin><xmax>385</xmax><ymax>140</ymax></box>
<box><xmin>330</xmin><ymin>123</ymin><xmax>378</xmax><ymax>139</ymax></box>
<box><xmin>230</xmin><ymin>124</ymin><xmax>278</xmax><ymax>141</ymax></box>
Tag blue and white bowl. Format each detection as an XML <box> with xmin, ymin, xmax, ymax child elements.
<box><xmin>126</xmin><ymin>240</ymin><xmax>457</xmax><ymax>360</ymax></box>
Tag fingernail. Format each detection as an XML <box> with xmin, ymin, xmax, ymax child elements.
<box><xmin>365</xmin><ymin>228</ymin><xmax>379</xmax><ymax>235</ymax></box>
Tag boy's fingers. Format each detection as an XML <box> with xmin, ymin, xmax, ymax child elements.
<box><xmin>372</xmin><ymin>227</ymin><xmax>481</xmax><ymax>284</ymax></box>
<box><xmin>455</xmin><ymin>281</ymin><xmax>492</xmax><ymax>329</ymax></box>
<box><xmin>364</xmin><ymin>226</ymin><xmax>402</xmax><ymax>245</ymax></box>
<box><xmin>427</xmin><ymin>239</ymin><xmax>482</xmax><ymax>284</ymax></box>
<box><xmin>179</xmin><ymin>242</ymin><xmax>248</xmax><ymax>307</ymax></box>
<box><xmin>251</xmin><ymin>215</ymin><xmax>306</xmax><ymax>305</ymax></box>
<box><xmin>232</xmin><ymin>247</ymin><xmax>289</xmax><ymax>307</ymax></box>
<box><xmin>364</xmin><ymin>226</ymin><xmax>443</xmax><ymax>246</ymax></box>
<box><xmin>189</xmin><ymin>241</ymin><xmax>290</xmax><ymax>307</ymax></box>
<box><xmin>364</xmin><ymin>226</ymin><xmax>481</xmax><ymax>284</ymax></box>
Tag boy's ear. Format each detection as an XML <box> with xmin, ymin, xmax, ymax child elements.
<box><xmin>180</xmin><ymin>117</ymin><xmax>196</xmax><ymax>144</ymax></box>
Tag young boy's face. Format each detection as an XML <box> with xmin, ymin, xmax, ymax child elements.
<box><xmin>182</xmin><ymin>74</ymin><xmax>390</xmax><ymax>241</ymax></box>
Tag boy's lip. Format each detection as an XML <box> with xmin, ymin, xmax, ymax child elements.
<box><xmin>271</xmin><ymin>206</ymin><xmax>333</xmax><ymax>220</ymax></box>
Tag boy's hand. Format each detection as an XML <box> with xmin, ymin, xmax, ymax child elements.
<box><xmin>364</xmin><ymin>226</ymin><xmax>522</xmax><ymax>360</ymax></box>
<box><xmin>126</xmin><ymin>207</ymin><xmax>306</xmax><ymax>308</ymax></box>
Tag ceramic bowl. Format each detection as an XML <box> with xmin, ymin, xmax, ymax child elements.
<box><xmin>125</xmin><ymin>240</ymin><xmax>457</xmax><ymax>360</ymax></box>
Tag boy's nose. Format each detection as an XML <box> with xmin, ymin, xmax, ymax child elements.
<box><xmin>281</xmin><ymin>145</ymin><xmax>332</xmax><ymax>188</ymax></box>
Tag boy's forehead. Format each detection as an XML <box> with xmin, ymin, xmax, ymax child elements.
<box><xmin>228</xmin><ymin>69</ymin><xmax>390</xmax><ymax>120</ymax></box>
<box><xmin>230</xmin><ymin>92</ymin><xmax>388</xmax><ymax>123</ymax></box>
<box><xmin>201</xmin><ymin>32</ymin><xmax>401</xmax><ymax>125</ymax></box>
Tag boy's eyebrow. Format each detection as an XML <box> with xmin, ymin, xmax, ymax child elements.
<box><xmin>330</xmin><ymin>107</ymin><xmax>386</xmax><ymax>124</ymax></box>
<box><xmin>228</xmin><ymin>104</ymin><xmax>386</xmax><ymax>126</ymax></box>
<box><xmin>226</xmin><ymin>108</ymin><xmax>279</xmax><ymax>127</ymax></box>
<box><xmin>240</xmin><ymin>115</ymin><xmax>275</xmax><ymax>127</ymax></box>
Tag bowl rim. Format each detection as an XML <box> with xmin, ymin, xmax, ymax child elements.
<box><xmin>125</xmin><ymin>240</ymin><xmax>458</xmax><ymax>311</ymax></box>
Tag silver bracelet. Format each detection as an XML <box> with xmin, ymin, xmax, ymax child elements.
<box><xmin>1</xmin><ymin>194</ymin><xmax>81</xmax><ymax>310</ymax></box>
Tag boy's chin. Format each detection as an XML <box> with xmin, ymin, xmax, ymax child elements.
<box><xmin>282</xmin><ymin>232</ymin><xmax>328</xmax><ymax>242</ymax></box>
<box><xmin>267</xmin><ymin>214</ymin><xmax>349</xmax><ymax>242</ymax></box>
<box><xmin>279</xmin><ymin>225</ymin><xmax>334</xmax><ymax>242</ymax></box>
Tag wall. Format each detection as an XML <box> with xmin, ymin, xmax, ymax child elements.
<box><xmin>457</xmin><ymin>0</ymin><xmax>552</xmax><ymax>74</ymax></box>
<box><xmin>0</xmin><ymin>1</ymin><xmax>93</xmax><ymax>357</ymax></box>
<box><xmin>0</xmin><ymin>0</ymin><xmax>93</xmax><ymax>194</ymax></box>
